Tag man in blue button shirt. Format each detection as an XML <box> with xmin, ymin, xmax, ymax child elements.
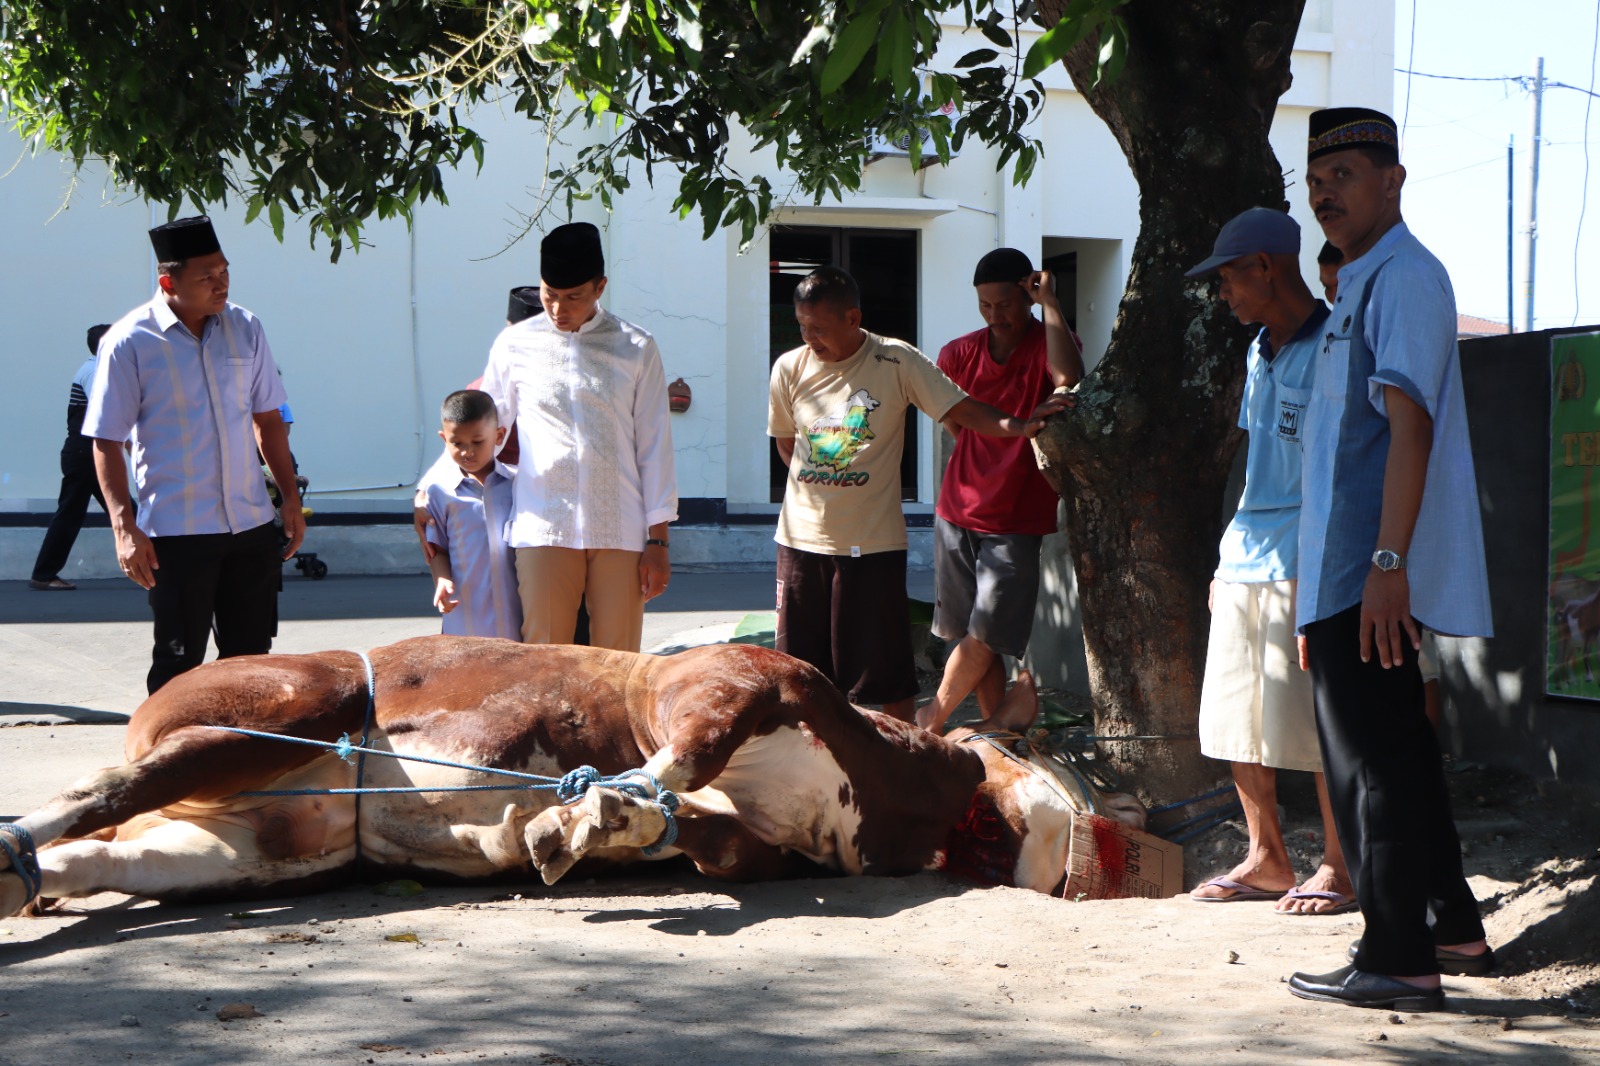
<box><xmin>1184</xmin><ymin>208</ymin><xmax>1352</xmax><ymax>917</ymax></box>
<box><xmin>1287</xmin><ymin>108</ymin><xmax>1493</xmax><ymax>1012</ymax></box>
<box><xmin>85</xmin><ymin>217</ymin><xmax>303</xmax><ymax>694</ymax></box>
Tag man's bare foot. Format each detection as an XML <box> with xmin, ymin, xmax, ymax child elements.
<box><xmin>1190</xmin><ymin>856</ymin><xmax>1296</xmax><ymax>901</ymax></box>
<box><xmin>1275</xmin><ymin>863</ymin><xmax>1356</xmax><ymax>914</ymax></box>
<box><xmin>984</xmin><ymin>671</ymin><xmax>1039</xmax><ymax>733</ymax></box>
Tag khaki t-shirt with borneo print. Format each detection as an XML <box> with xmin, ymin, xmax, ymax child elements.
<box><xmin>769</xmin><ymin>331</ymin><xmax>966</xmax><ymax>555</ymax></box>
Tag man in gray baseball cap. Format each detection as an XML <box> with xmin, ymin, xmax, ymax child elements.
<box><xmin>1184</xmin><ymin>207</ymin><xmax>1353</xmax><ymax>924</ymax></box>
<box><xmin>1185</xmin><ymin>206</ymin><xmax>1303</xmax><ymax>277</ymax></box>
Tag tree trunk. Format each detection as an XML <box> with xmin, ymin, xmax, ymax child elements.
<box><xmin>1032</xmin><ymin>0</ymin><xmax>1306</xmax><ymax>803</ymax></box>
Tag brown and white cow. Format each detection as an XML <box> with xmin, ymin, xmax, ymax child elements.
<box><xmin>0</xmin><ymin>637</ymin><xmax>1104</xmax><ymax>917</ymax></box>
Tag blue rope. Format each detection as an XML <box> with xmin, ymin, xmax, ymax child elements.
<box><xmin>0</xmin><ymin>823</ymin><xmax>42</xmax><ymax>908</ymax></box>
<box><xmin>204</xmin><ymin>726</ymin><xmax>572</xmax><ymax>789</ymax></box>
<box><xmin>1145</xmin><ymin>784</ymin><xmax>1236</xmax><ymax>817</ymax></box>
<box><xmin>558</xmin><ymin>767</ymin><xmax>681</xmax><ymax>856</ymax></box>
<box><xmin>203</xmin><ymin>713</ymin><xmax>682</xmax><ymax>854</ymax></box>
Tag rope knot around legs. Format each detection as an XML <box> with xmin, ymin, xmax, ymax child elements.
<box><xmin>557</xmin><ymin>766</ymin><xmax>681</xmax><ymax>856</ymax></box>
<box><xmin>0</xmin><ymin>823</ymin><xmax>43</xmax><ymax>909</ymax></box>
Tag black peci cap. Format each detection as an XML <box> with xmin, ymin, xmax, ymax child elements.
<box><xmin>148</xmin><ymin>216</ymin><xmax>222</xmax><ymax>261</ymax></box>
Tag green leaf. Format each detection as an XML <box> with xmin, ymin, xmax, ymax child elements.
<box><xmin>267</xmin><ymin>200</ymin><xmax>285</xmax><ymax>242</ymax></box>
<box><xmin>980</xmin><ymin>21</ymin><xmax>1013</xmax><ymax>49</ymax></box>
<box><xmin>955</xmin><ymin>47</ymin><xmax>999</xmax><ymax>69</ymax></box>
<box><xmin>1022</xmin><ymin>15</ymin><xmax>1090</xmax><ymax>80</ymax></box>
<box><xmin>819</xmin><ymin>13</ymin><xmax>881</xmax><ymax>96</ymax></box>
<box><xmin>874</xmin><ymin>11</ymin><xmax>913</xmax><ymax>91</ymax></box>
<box><xmin>1091</xmin><ymin>15</ymin><xmax>1129</xmax><ymax>89</ymax></box>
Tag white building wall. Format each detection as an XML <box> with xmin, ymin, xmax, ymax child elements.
<box><xmin>0</xmin><ymin>4</ymin><xmax>1392</xmax><ymax>586</ymax></box>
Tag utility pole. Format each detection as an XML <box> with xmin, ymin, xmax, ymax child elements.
<box><xmin>1524</xmin><ymin>57</ymin><xmax>1545</xmax><ymax>333</ymax></box>
<box><xmin>1508</xmin><ymin>135</ymin><xmax>1515</xmax><ymax>333</ymax></box>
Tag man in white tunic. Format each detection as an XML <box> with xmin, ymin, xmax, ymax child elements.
<box><xmin>480</xmin><ymin>222</ymin><xmax>676</xmax><ymax>652</ymax></box>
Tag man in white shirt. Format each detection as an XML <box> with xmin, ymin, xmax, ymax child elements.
<box><xmin>84</xmin><ymin>216</ymin><xmax>302</xmax><ymax>694</ymax></box>
<box><xmin>480</xmin><ymin>222</ymin><xmax>676</xmax><ymax>652</ymax></box>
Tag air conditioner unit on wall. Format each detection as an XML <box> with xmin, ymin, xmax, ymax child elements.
<box><xmin>866</xmin><ymin>126</ymin><xmax>959</xmax><ymax>167</ymax></box>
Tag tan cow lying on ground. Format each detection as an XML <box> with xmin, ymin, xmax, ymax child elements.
<box><xmin>0</xmin><ymin>637</ymin><xmax>1116</xmax><ymax>917</ymax></box>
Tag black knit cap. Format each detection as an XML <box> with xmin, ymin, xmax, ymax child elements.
<box><xmin>540</xmin><ymin>222</ymin><xmax>604</xmax><ymax>288</ymax></box>
<box><xmin>1308</xmin><ymin>107</ymin><xmax>1399</xmax><ymax>162</ymax></box>
<box><xmin>148</xmin><ymin>216</ymin><xmax>222</xmax><ymax>261</ymax></box>
<box><xmin>507</xmin><ymin>286</ymin><xmax>543</xmax><ymax>324</ymax></box>
<box><xmin>972</xmin><ymin>247</ymin><xmax>1034</xmax><ymax>286</ymax></box>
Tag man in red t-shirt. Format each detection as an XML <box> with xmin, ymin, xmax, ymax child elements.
<box><xmin>917</xmin><ymin>248</ymin><xmax>1084</xmax><ymax>733</ymax></box>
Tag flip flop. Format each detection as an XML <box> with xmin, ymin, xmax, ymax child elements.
<box><xmin>1189</xmin><ymin>876</ymin><xmax>1286</xmax><ymax>902</ymax></box>
<box><xmin>1278</xmin><ymin>886</ymin><xmax>1359</xmax><ymax>915</ymax></box>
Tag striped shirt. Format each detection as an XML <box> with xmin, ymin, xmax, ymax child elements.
<box><xmin>83</xmin><ymin>296</ymin><xmax>287</xmax><ymax>538</ymax></box>
<box><xmin>66</xmin><ymin>357</ymin><xmax>97</xmax><ymax>438</ymax></box>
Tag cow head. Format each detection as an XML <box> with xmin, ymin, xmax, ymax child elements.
<box><xmin>937</xmin><ymin>676</ymin><xmax>1148</xmax><ymax>896</ymax></box>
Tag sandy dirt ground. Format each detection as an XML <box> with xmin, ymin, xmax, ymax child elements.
<box><xmin>3</xmin><ymin>576</ymin><xmax>1598</xmax><ymax>1064</ymax></box>
<box><xmin>3</xmin><ymin>735</ymin><xmax>1599</xmax><ymax>1066</ymax></box>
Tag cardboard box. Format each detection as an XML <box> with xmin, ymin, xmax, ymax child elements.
<box><xmin>1061</xmin><ymin>812</ymin><xmax>1184</xmax><ymax>901</ymax></box>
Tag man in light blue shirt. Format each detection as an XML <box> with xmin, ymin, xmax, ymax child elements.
<box><xmin>85</xmin><ymin>216</ymin><xmax>302</xmax><ymax>694</ymax></box>
<box><xmin>1184</xmin><ymin>208</ymin><xmax>1352</xmax><ymax>917</ymax></box>
<box><xmin>1288</xmin><ymin>108</ymin><xmax>1492</xmax><ymax>1013</ymax></box>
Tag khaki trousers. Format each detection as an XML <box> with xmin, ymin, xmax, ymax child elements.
<box><xmin>515</xmin><ymin>547</ymin><xmax>644</xmax><ymax>651</ymax></box>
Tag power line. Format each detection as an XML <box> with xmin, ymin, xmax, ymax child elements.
<box><xmin>1395</xmin><ymin>68</ymin><xmax>1521</xmax><ymax>83</ymax></box>
<box><xmin>1401</xmin><ymin>0</ymin><xmax>1418</xmax><ymax>138</ymax></box>
<box><xmin>1396</xmin><ymin>67</ymin><xmax>1600</xmax><ymax>101</ymax></box>
<box><xmin>1573</xmin><ymin>5</ymin><xmax>1598</xmax><ymax>327</ymax></box>
<box><xmin>1407</xmin><ymin>151</ymin><xmax>1509</xmax><ymax>184</ymax></box>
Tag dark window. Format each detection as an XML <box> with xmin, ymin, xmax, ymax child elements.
<box><xmin>769</xmin><ymin>227</ymin><xmax>921</xmax><ymax>503</ymax></box>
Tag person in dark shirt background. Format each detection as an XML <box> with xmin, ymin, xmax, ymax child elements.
<box><xmin>29</xmin><ymin>324</ymin><xmax>114</xmax><ymax>590</ymax></box>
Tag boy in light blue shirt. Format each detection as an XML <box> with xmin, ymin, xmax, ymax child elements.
<box><xmin>421</xmin><ymin>390</ymin><xmax>521</xmax><ymax>641</ymax></box>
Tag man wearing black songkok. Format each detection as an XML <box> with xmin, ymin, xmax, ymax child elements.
<box><xmin>83</xmin><ymin>216</ymin><xmax>301</xmax><ymax>693</ymax></box>
<box><xmin>479</xmin><ymin>222</ymin><xmax>677</xmax><ymax>652</ymax></box>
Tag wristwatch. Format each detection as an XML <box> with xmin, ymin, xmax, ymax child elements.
<box><xmin>1371</xmin><ymin>548</ymin><xmax>1406</xmax><ymax>572</ymax></box>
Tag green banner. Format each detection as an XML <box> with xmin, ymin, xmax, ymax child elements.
<box><xmin>1549</xmin><ymin>331</ymin><xmax>1600</xmax><ymax>699</ymax></box>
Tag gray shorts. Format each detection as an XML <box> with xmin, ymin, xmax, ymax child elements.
<box><xmin>932</xmin><ymin>517</ymin><xmax>1043</xmax><ymax>659</ymax></box>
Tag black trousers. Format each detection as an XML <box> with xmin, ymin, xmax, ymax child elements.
<box><xmin>31</xmin><ymin>440</ymin><xmax>107</xmax><ymax>582</ymax></box>
<box><xmin>147</xmin><ymin>522</ymin><xmax>281</xmax><ymax>695</ymax></box>
<box><xmin>1304</xmin><ymin>603</ymin><xmax>1484</xmax><ymax>976</ymax></box>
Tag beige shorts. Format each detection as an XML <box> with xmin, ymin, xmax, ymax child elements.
<box><xmin>1198</xmin><ymin>578</ymin><xmax>1322</xmax><ymax>773</ymax></box>
<box><xmin>1417</xmin><ymin>629</ymin><xmax>1440</xmax><ymax>684</ymax></box>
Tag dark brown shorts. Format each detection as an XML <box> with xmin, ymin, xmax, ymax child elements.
<box><xmin>775</xmin><ymin>544</ymin><xmax>918</xmax><ymax>705</ymax></box>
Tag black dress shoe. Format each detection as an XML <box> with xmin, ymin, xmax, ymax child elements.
<box><xmin>1346</xmin><ymin>939</ymin><xmax>1496</xmax><ymax>976</ymax></box>
<box><xmin>1289</xmin><ymin>964</ymin><xmax>1444</xmax><ymax>1011</ymax></box>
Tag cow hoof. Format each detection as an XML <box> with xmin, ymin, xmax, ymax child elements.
<box><xmin>0</xmin><ymin>872</ymin><xmax>29</xmax><ymax>919</ymax></box>
<box><xmin>537</xmin><ymin>849</ymin><xmax>579</xmax><ymax>886</ymax></box>
<box><xmin>582</xmin><ymin>787</ymin><xmax>625</xmax><ymax>829</ymax></box>
<box><xmin>524</xmin><ymin>809</ymin><xmax>570</xmax><ymax>868</ymax></box>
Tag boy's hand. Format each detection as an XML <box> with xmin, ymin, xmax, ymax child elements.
<box><xmin>433</xmin><ymin>577</ymin><xmax>459</xmax><ymax>615</ymax></box>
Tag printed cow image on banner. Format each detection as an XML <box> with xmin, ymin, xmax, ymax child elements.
<box><xmin>1549</xmin><ymin>331</ymin><xmax>1600</xmax><ymax>699</ymax></box>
